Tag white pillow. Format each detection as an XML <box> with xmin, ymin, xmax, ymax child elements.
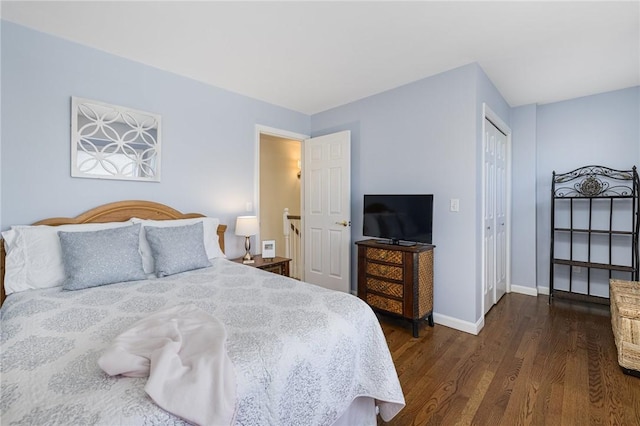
<box><xmin>131</xmin><ymin>217</ymin><xmax>225</xmax><ymax>274</ymax></box>
<box><xmin>2</xmin><ymin>221</ymin><xmax>134</xmax><ymax>295</ymax></box>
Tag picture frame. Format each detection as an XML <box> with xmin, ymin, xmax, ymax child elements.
<box><xmin>262</xmin><ymin>240</ymin><xmax>276</xmax><ymax>259</ymax></box>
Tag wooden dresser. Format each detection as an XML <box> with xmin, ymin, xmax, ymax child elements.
<box><xmin>356</xmin><ymin>239</ymin><xmax>435</xmax><ymax>337</ymax></box>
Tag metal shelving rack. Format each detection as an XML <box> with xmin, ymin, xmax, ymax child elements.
<box><xmin>549</xmin><ymin>165</ymin><xmax>639</xmax><ymax>304</ymax></box>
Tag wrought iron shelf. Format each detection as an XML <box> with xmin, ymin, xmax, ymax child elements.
<box><xmin>551</xmin><ymin>289</ymin><xmax>610</xmax><ymax>305</ymax></box>
<box><xmin>549</xmin><ymin>165</ymin><xmax>639</xmax><ymax>304</ymax></box>
<box><xmin>552</xmin><ymin>259</ymin><xmax>635</xmax><ymax>273</ymax></box>
<box><xmin>554</xmin><ymin>194</ymin><xmax>635</xmax><ymax>199</ymax></box>
<box><xmin>553</xmin><ymin>228</ymin><xmax>634</xmax><ymax>235</ymax></box>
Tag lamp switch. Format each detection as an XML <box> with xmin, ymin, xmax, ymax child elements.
<box><xmin>450</xmin><ymin>198</ymin><xmax>460</xmax><ymax>212</ymax></box>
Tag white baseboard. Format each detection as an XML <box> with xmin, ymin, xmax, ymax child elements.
<box><xmin>537</xmin><ymin>286</ymin><xmax>549</xmax><ymax>295</ymax></box>
<box><xmin>510</xmin><ymin>284</ymin><xmax>538</xmax><ymax>297</ymax></box>
<box><xmin>433</xmin><ymin>313</ymin><xmax>484</xmax><ymax>335</ymax></box>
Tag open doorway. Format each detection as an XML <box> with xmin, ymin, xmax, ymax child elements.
<box><xmin>255</xmin><ymin>126</ymin><xmax>352</xmax><ymax>290</ymax></box>
<box><xmin>258</xmin><ymin>131</ymin><xmax>303</xmax><ymax>278</ymax></box>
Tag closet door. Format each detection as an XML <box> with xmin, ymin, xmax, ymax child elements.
<box><xmin>494</xmin><ymin>123</ymin><xmax>507</xmax><ymax>303</ymax></box>
<box><xmin>483</xmin><ymin>120</ymin><xmax>497</xmax><ymax>315</ymax></box>
<box><xmin>483</xmin><ymin>118</ymin><xmax>508</xmax><ymax>314</ymax></box>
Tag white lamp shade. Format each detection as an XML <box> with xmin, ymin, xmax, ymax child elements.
<box><xmin>235</xmin><ymin>216</ymin><xmax>259</xmax><ymax>236</ymax></box>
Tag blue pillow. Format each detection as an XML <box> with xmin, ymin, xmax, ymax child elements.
<box><xmin>58</xmin><ymin>223</ymin><xmax>146</xmax><ymax>290</ymax></box>
<box><xmin>144</xmin><ymin>222</ymin><xmax>211</xmax><ymax>277</ymax></box>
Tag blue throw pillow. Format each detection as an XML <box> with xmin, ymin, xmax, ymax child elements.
<box><xmin>58</xmin><ymin>223</ymin><xmax>146</xmax><ymax>290</ymax></box>
<box><xmin>144</xmin><ymin>222</ymin><xmax>211</xmax><ymax>277</ymax></box>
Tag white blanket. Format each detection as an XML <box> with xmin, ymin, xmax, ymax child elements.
<box><xmin>98</xmin><ymin>304</ymin><xmax>237</xmax><ymax>426</ymax></box>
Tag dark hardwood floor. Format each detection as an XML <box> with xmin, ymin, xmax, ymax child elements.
<box><xmin>378</xmin><ymin>293</ymin><xmax>640</xmax><ymax>426</ymax></box>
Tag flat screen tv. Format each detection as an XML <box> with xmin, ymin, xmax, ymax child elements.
<box><xmin>363</xmin><ymin>194</ymin><xmax>433</xmax><ymax>245</ymax></box>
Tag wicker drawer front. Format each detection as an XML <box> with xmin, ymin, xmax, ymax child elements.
<box><xmin>366</xmin><ymin>263</ymin><xmax>403</xmax><ymax>280</ymax></box>
<box><xmin>367</xmin><ymin>293</ymin><xmax>403</xmax><ymax>315</ymax></box>
<box><xmin>366</xmin><ymin>277</ymin><xmax>404</xmax><ymax>298</ymax></box>
<box><xmin>366</xmin><ymin>248</ymin><xmax>403</xmax><ymax>264</ymax></box>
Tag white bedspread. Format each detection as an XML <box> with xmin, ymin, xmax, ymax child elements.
<box><xmin>98</xmin><ymin>304</ymin><xmax>237</xmax><ymax>426</ymax></box>
<box><xmin>1</xmin><ymin>258</ymin><xmax>404</xmax><ymax>425</ymax></box>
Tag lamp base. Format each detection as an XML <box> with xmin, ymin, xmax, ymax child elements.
<box><xmin>242</xmin><ymin>236</ymin><xmax>254</xmax><ymax>263</ymax></box>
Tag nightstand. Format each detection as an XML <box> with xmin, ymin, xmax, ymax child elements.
<box><xmin>232</xmin><ymin>255</ymin><xmax>291</xmax><ymax>277</ymax></box>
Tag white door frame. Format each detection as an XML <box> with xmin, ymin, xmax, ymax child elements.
<box><xmin>254</xmin><ymin>125</ymin><xmax>309</xmax><ymax>273</ymax></box>
<box><xmin>481</xmin><ymin>104</ymin><xmax>512</xmax><ymax>316</ymax></box>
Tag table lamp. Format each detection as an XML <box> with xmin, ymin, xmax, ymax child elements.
<box><xmin>235</xmin><ymin>215</ymin><xmax>259</xmax><ymax>264</ymax></box>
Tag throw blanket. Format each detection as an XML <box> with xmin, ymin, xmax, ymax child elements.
<box><xmin>98</xmin><ymin>304</ymin><xmax>237</xmax><ymax>426</ymax></box>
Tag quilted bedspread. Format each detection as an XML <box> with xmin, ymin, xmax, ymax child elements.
<box><xmin>1</xmin><ymin>258</ymin><xmax>404</xmax><ymax>425</ymax></box>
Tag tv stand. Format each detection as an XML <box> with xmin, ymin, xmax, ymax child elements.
<box><xmin>356</xmin><ymin>239</ymin><xmax>435</xmax><ymax>337</ymax></box>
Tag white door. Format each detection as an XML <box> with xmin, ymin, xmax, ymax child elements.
<box><xmin>483</xmin><ymin>120</ymin><xmax>496</xmax><ymax>314</ymax></box>
<box><xmin>483</xmin><ymin>117</ymin><xmax>508</xmax><ymax>314</ymax></box>
<box><xmin>494</xmin><ymin>123</ymin><xmax>507</xmax><ymax>303</ymax></box>
<box><xmin>303</xmin><ymin>131</ymin><xmax>351</xmax><ymax>292</ymax></box>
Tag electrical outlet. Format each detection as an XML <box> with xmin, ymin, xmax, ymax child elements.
<box><xmin>245</xmin><ymin>202</ymin><xmax>253</xmax><ymax>212</ymax></box>
<box><xmin>450</xmin><ymin>198</ymin><xmax>460</xmax><ymax>212</ymax></box>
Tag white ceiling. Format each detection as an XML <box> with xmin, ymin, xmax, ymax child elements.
<box><xmin>2</xmin><ymin>1</ymin><xmax>638</xmax><ymax>115</ymax></box>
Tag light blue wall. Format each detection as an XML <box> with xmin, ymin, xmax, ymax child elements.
<box><xmin>311</xmin><ymin>63</ymin><xmax>510</xmax><ymax>328</ymax></box>
<box><xmin>1</xmin><ymin>22</ymin><xmax>310</xmax><ymax>257</ymax></box>
<box><xmin>510</xmin><ymin>105</ymin><xmax>538</xmax><ymax>291</ymax></box>
<box><xmin>535</xmin><ymin>86</ymin><xmax>640</xmax><ymax>292</ymax></box>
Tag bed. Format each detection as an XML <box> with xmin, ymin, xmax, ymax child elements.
<box><xmin>0</xmin><ymin>200</ymin><xmax>404</xmax><ymax>425</ymax></box>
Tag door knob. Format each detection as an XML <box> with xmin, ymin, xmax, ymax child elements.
<box><xmin>335</xmin><ymin>220</ymin><xmax>351</xmax><ymax>227</ymax></box>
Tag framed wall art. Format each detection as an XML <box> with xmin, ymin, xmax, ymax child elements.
<box><xmin>71</xmin><ymin>97</ymin><xmax>161</xmax><ymax>181</ymax></box>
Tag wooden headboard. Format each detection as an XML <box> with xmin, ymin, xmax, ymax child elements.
<box><xmin>0</xmin><ymin>200</ymin><xmax>227</xmax><ymax>306</ymax></box>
